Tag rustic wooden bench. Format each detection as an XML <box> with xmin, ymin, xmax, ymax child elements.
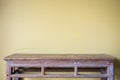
<box><xmin>4</xmin><ymin>54</ymin><xmax>115</xmax><ymax>80</ymax></box>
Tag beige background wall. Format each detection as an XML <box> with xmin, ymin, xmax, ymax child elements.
<box><xmin>0</xmin><ymin>0</ymin><xmax>120</xmax><ymax>80</ymax></box>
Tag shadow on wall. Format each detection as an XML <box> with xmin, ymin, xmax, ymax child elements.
<box><xmin>114</xmin><ymin>58</ymin><xmax>120</xmax><ymax>79</ymax></box>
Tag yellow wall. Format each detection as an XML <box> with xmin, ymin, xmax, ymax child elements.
<box><xmin>0</xmin><ymin>0</ymin><xmax>120</xmax><ymax>80</ymax></box>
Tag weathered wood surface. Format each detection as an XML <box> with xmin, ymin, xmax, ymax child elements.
<box><xmin>10</xmin><ymin>74</ymin><xmax>108</xmax><ymax>78</ymax></box>
<box><xmin>6</xmin><ymin>63</ymin><xmax>11</xmax><ymax>80</ymax></box>
<box><xmin>4</xmin><ymin>54</ymin><xmax>115</xmax><ymax>61</ymax></box>
<box><xmin>4</xmin><ymin>54</ymin><xmax>115</xmax><ymax>80</ymax></box>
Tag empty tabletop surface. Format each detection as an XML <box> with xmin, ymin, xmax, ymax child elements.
<box><xmin>4</xmin><ymin>54</ymin><xmax>115</xmax><ymax>61</ymax></box>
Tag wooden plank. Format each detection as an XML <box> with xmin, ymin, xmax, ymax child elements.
<box><xmin>8</xmin><ymin>63</ymin><xmax>109</xmax><ymax>67</ymax></box>
<box><xmin>4</xmin><ymin>54</ymin><xmax>115</xmax><ymax>61</ymax></box>
<box><xmin>10</xmin><ymin>74</ymin><xmax>108</xmax><ymax>78</ymax></box>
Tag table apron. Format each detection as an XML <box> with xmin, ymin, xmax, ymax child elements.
<box><xmin>7</xmin><ymin>60</ymin><xmax>110</xmax><ymax>67</ymax></box>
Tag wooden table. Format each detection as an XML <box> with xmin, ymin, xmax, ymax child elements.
<box><xmin>4</xmin><ymin>54</ymin><xmax>115</xmax><ymax>80</ymax></box>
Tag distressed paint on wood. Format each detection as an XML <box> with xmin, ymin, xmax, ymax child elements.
<box><xmin>4</xmin><ymin>54</ymin><xmax>115</xmax><ymax>80</ymax></box>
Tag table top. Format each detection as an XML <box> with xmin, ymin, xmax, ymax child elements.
<box><xmin>4</xmin><ymin>54</ymin><xmax>115</xmax><ymax>61</ymax></box>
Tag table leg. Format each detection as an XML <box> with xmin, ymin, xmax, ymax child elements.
<box><xmin>107</xmin><ymin>63</ymin><xmax>114</xmax><ymax>80</ymax></box>
<box><xmin>6</xmin><ymin>63</ymin><xmax>12</xmax><ymax>80</ymax></box>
